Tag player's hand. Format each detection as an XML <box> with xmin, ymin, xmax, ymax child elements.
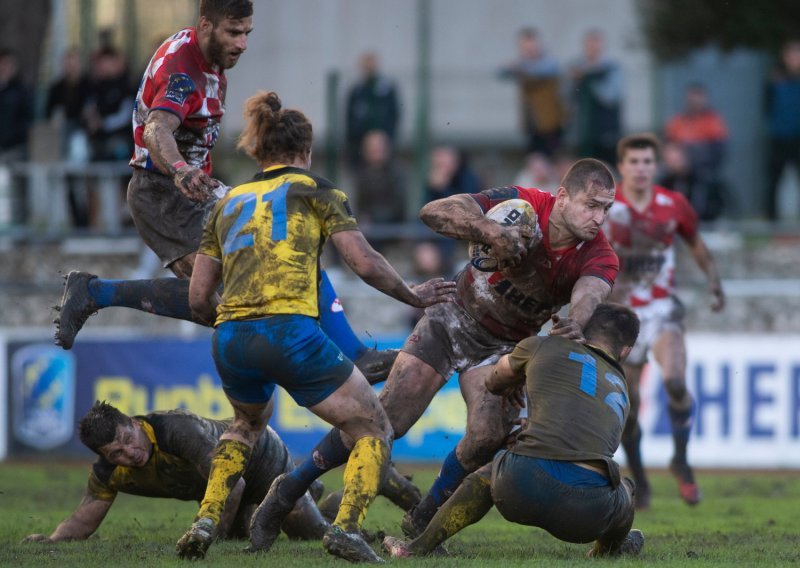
<box><xmin>22</xmin><ymin>534</ymin><xmax>54</xmax><ymax>543</ymax></box>
<box><xmin>492</xmin><ymin>225</ymin><xmax>535</xmax><ymax>270</ymax></box>
<box><xmin>710</xmin><ymin>283</ymin><xmax>725</xmax><ymax>312</ymax></box>
<box><xmin>548</xmin><ymin>314</ymin><xmax>585</xmax><ymax>342</ymax></box>
<box><xmin>174</xmin><ymin>165</ymin><xmax>220</xmax><ymax>202</ymax></box>
<box><xmin>410</xmin><ymin>278</ymin><xmax>457</xmax><ymax>308</ymax></box>
<box><xmin>502</xmin><ymin>416</ymin><xmax>528</xmax><ymax>448</ymax></box>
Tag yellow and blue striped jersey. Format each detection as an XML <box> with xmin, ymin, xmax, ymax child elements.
<box><xmin>199</xmin><ymin>165</ymin><xmax>358</xmax><ymax>324</ymax></box>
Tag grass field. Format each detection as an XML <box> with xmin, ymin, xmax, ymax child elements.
<box><xmin>1</xmin><ymin>461</ymin><xmax>799</xmax><ymax>567</ymax></box>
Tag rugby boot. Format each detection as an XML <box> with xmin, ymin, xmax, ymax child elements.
<box><xmin>382</xmin><ymin>535</ymin><xmax>413</xmax><ymax>558</ymax></box>
<box><xmin>353</xmin><ymin>348</ymin><xmax>399</xmax><ymax>385</ymax></box>
<box><xmin>247</xmin><ymin>473</ymin><xmax>297</xmax><ymax>552</ymax></box>
<box><xmin>54</xmin><ymin>271</ymin><xmax>98</xmax><ymax>349</ymax></box>
<box><xmin>670</xmin><ymin>458</ymin><xmax>701</xmax><ymax>505</ymax></box>
<box><xmin>587</xmin><ymin>529</ymin><xmax>645</xmax><ymax>557</ymax></box>
<box><xmin>617</xmin><ymin>529</ymin><xmax>645</xmax><ymax>555</ymax></box>
<box><xmin>400</xmin><ymin>496</ymin><xmax>437</xmax><ymax>538</ymax></box>
<box><xmin>176</xmin><ymin>517</ymin><xmax>216</xmax><ymax>560</ymax></box>
<box><xmin>323</xmin><ymin>525</ymin><xmax>385</xmax><ymax>563</ymax></box>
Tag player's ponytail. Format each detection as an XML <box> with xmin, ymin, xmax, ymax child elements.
<box><xmin>238</xmin><ymin>90</ymin><xmax>313</xmax><ymax>166</ymax></box>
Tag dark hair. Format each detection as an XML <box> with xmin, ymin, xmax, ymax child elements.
<box><xmin>78</xmin><ymin>401</ymin><xmax>132</xmax><ymax>453</ymax></box>
<box><xmin>583</xmin><ymin>303</ymin><xmax>640</xmax><ymax>357</ymax></box>
<box><xmin>200</xmin><ymin>0</ymin><xmax>253</xmax><ymax>25</ymax></box>
<box><xmin>237</xmin><ymin>91</ymin><xmax>313</xmax><ymax>165</ymax></box>
<box><xmin>616</xmin><ymin>133</ymin><xmax>661</xmax><ymax>163</ymax></box>
<box><xmin>560</xmin><ymin>158</ymin><xmax>615</xmax><ymax>196</ymax></box>
<box><xmin>519</xmin><ymin>27</ymin><xmax>539</xmax><ymax>39</ymax></box>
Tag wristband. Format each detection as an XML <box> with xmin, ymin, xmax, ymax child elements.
<box><xmin>171</xmin><ymin>160</ymin><xmax>188</xmax><ymax>172</ymax></box>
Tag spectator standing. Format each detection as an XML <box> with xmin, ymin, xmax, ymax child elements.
<box><xmin>499</xmin><ymin>28</ymin><xmax>565</xmax><ymax>156</ymax></box>
<box><xmin>664</xmin><ymin>83</ymin><xmax>727</xmax><ymax>220</ymax></box>
<box><xmin>345</xmin><ymin>51</ymin><xmax>400</xmax><ymax>169</ymax></box>
<box><xmin>353</xmin><ymin>129</ymin><xmax>406</xmax><ymax>224</ymax></box>
<box><xmin>84</xmin><ymin>46</ymin><xmax>136</xmax><ymax>162</ymax></box>
<box><xmin>765</xmin><ymin>39</ymin><xmax>800</xmax><ymax>220</ymax></box>
<box><xmin>0</xmin><ymin>49</ymin><xmax>33</xmax><ymax>162</ymax></box>
<box><xmin>568</xmin><ymin>29</ymin><xmax>623</xmax><ymax>166</ymax></box>
<box><xmin>46</xmin><ymin>47</ymin><xmax>93</xmax><ymax>227</ymax></box>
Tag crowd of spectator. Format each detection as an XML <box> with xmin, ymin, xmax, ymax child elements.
<box><xmin>4</xmin><ymin>30</ymin><xmax>800</xmax><ymax>232</ymax></box>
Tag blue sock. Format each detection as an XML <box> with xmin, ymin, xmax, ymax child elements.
<box><xmin>428</xmin><ymin>449</ymin><xmax>469</xmax><ymax>508</ymax></box>
<box><xmin>281</xmin><ymin>428</ymin><xmax>351</xmax><ymax>501</ymax></box>
<box><xmin>87</xmin><ymin>277</ymin><xmax>196</xmax><ymax>322</ymax></box>
<box><xmin>317</xmin><ymin>270</ymin><xmax>367</xmax><ymax>360</ymax></box>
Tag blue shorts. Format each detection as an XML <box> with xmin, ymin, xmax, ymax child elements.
<box><xmin>212</xmin><ymin>315</ymin><xmax>354</xmax><ymax>407</ymax></box>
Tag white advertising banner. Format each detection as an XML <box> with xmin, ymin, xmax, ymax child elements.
<box><xmin>631</xmin><ymin>333</ymin><xmax>800</xmax><ymax>468</ymax></box>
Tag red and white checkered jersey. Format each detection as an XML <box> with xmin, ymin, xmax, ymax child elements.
<box><xmin>603</xmin><ymin>185</ymin><xmax>698</xmax><ymax>307</ymax></box>
<box><xmin>129</xmin><ymin>28</ymin><xmax>226</xmax><ymax>175</ymax></box>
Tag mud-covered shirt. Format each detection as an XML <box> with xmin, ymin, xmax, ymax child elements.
<box><xmin>199</xmin><ymin>165</ymin><xmax>358</xmax><ymax>324</ymax></box>
<box><xmin>86</xmin><ymin>410</ymin><xmax>290</xmax><ymax>504</ymax></box>
<box><xmin>130</xmin><ymin>27</ymin><xmax>225</xmax><ymax>175</ymax></box>
<box><xmin>509</xmin><ymin>335</ymin><xmax>629</xmax><ymax>486</ymax></box>
<box><xmin>457</xmin><ymin>186</ymin><xmax>619</xmax><ymax>341</ymax></box>
<box><xmin>603</xmin><ymin>185</ymin><xmax>698</xmax><ymax>308</ymax></box>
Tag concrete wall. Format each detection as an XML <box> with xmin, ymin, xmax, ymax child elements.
<box><xmin>222</xmin><ymin>0</ymin><xmax>654</xmax><ymax>145</ymax></box>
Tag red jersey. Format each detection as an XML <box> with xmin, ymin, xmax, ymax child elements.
<box><xmin>603</xmin><ymin>185</ymin><xmax>698</xmax><ymax>307</ymax></box>
<box><xmin>130</xmin><ymin>28</ymin><xmax>226</xmax><ymax>175</ymax></box>
<box><xmin>456</xmin><ymin>186</ymin><xmax>619</xmax><ymax>341</ymax></box>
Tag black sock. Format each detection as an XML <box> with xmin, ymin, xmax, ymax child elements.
<box><xmin>88</xmin><ymin>277</ymin><xmax>203</xmax><ymax>324</ymax></box>
<box><xmin>281</xmin><ymin>429</ymin><xmax>351</xmax><ymax>500</ymax></box>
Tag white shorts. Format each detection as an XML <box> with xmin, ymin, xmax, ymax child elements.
<box><xmin>627</xmin><ymin>296</ymin><xmax>685</xmax><ymax>366</ymax></box>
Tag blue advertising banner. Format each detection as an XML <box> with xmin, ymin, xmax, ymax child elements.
<box><xmin>5</xmin><ymin>337</ymin><xmax>466</xmax><ymax>461</ymax></box>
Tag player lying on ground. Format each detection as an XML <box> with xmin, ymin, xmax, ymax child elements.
<box><xmin>383</xmin><ymin>303</ymin><xmax>645</xmax><ymax>559</ymax></box>
<box><xmin>53</xmin><ymin>0</ymin><xmax>397</xmax><ymax>384</ymax></box>
<box><xmin>23</xmin><ymin>402</ymin><xmax>326</xmax><ymax>543</ymax></box>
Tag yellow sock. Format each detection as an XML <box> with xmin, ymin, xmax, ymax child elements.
<box><xmin>333</xmin><ymin>436</ymin><xmax>389</xmax><ymax>533</ymax></box>
<box><xmin>196</xmin><ymin>438</ymin><xmax>251</xmax><ymax>524</ymax></box>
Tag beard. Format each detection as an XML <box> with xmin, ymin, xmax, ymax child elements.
<box><xmin>207</xmin><ymin>30</ymin><xmax>229</xmax><ymax>69</ymax></box>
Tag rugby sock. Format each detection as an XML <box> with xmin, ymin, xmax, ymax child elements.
<box><xmin>428</xmin><ymin>449</ymin><xmax>469</xmax><ymax>508</ymax></box>
<box><xmin>88</xmin><ymin>277</ymin><xmax>200</xmax><ymax>323</ymax></box>
<box><xmin>668</xmin><ymin>399</ymin><xmax>695</xmax><ymax>464</ymax></box>
<box><xmin>196</xmin><ymin>439</ymin><xmax>252</xmax><ymax>524</ymax></box>
<box><xmin>333</xmin><ymin>436</ymin><xmax>389</xmax><ymax>533</ymax></box>
<box><xmin>281</xmin><ymin>429</ymin><xmax>351</xmax><ymax>501</ymax></box>
<box><xmin>317</xmin><ymin>270</ymin><xmax>368</xmax><ymax>360</ymax></box>
<box><xmin>410</xmin><ymin>471</ymin><xmax>493</xmax><ymax>555</ymax></box>
<box><xmin>621</xmin><ymin>422</ymin><xmax>648</xmax><ymax>489</ymax></box>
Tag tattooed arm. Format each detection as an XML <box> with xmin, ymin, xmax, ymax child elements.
<box><xmin>143</xmin><ymin>110</ymin><xmax>219</xmax><ymax>201</ymax></box>
<box><xmin>420</xmin><ymin>194</ymin><xmax>534</xmax><ymax>269</ymax></box>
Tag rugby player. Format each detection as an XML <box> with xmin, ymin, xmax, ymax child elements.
<box><xmin>53</xmin><ymin>0</ymin><xmax>396</xmax><ymax>384</ymax></box>
<box><xmin>382</xmin><ymin>303</ymin><xmax>644</xmax><ymax>559</ymax></box>
<box><xmin>253</xmin><ymin>158</ymin><xmax>621</xmax><ymax>539</ymax></box>
<box><xmin>179</xmin><ymin>91</ymin><xmax>455</xmax><ymax>562</ymax></box>
<box><xmin>605</xmin><ymin>133</ymin><xmax>725</xmax><ymax>509</ymax></box>
<box><xmin>23</xmin><ymin>402</ymin><xmax>326</xmax><ymax>543</ymax></box>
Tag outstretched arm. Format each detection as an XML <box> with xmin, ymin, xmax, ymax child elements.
<box><xmin>550</xmin><ymin>276</ymin><xmax>612</xmax><ymax>342</ymax></box>
<box><xmin>419</xmin><ymin>194</ymin><xmax>533</xmax><ymax>269</ymax></box>
<box><xmin>330</xmin><ymin>230</ymin><xmax>456</xmax><ymax>308</ymax></box>
<box><xmin>24</xmin><ymin>493</ymin><xmax>114</xmax><ymax>543</ymax></box>
<box><xmin>685</xmin><ymin>233</ymin><xmax>725</xmax><ymax>312</ymax></box>
<box><xmin>143</xmin><ymin>109</ymin><xmax>219</xmax><ymax>201</ymax></box>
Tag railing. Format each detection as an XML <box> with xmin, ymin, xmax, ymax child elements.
<box><xmin>0</xmin><ymin>161</ymin><xmax>132</xmax><ymax>237</ymax></box>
